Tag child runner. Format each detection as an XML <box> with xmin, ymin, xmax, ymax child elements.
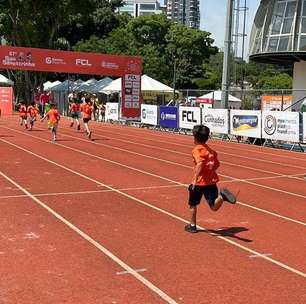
<box><xmin>19</xmin><ymin>101</ymin><xmax>28</xmax><ymax>129</ymax></box>
<box><xmin>185</xmin><ymin>125</ymin><xmax>237</xmax><ymax>233</ymax></box>
<box><xmin>69</xmin><ymin>98</ymin><xmax>80</xmax><ymax>131</ymax></box>
<box><xmin>41</xmin><ymin>103</ymin><xmax>60</xmax><ymax>142</ymax></box>
<box><xmin>80</xmin><ymin>97</ymin><xmax>92</xmax><ymax>139</ymax></box>
<box><xmin>27</xmin><ymin>101</ymin><xmax>39</xmax><ymax>131</ymax></box>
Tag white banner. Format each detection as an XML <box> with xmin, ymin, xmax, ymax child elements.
<box><xmin>202</xmin><ymin>108</ymin><xmax>229</xmax><ymax>134</ymax></box>
<box><xmin>230</xmin><ymin>110</ymin><xmax>262</xmax><ymax>138</ymax></box>
<box><xmin>179</xmin><ymin>106</ymin><xmax>201</xmax><ymax>130</ymax></box>
<box><xmin>105</xmin><ymin>102</ymin><xmax>119</xmax><ymax>121</ymax></box>
<box><xmin>262</xmin><ymin>111</ymin><xmax>299</xmax><ymax>142</ymax></box>
<box><xmin>303</xmin><ymin>113</ymin><xmax>306</xmax><ymax>143</ymax></box>
<box><xmin>141</xmin><ymin>104</ymin><xmax>158</xmax><ymax>125</ymax></box>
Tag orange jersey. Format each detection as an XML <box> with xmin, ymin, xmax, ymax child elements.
<box><xmin>70</xmin><ymin>103</ymin><xmax>79</xmax><ymax>113</ymax></box>
<box><xmin>27</xmin><ymin>105</ymin><xmax>37</xmax><ymax>118</ymax></box>
<box><xmin>81</xmin><ymin>103</ymin><xmax>92</xmax><ymax>119</ymax></box>
<box><xmin>19</xmin><ymin>105</ymin><xmax>27</xmax><ymax>117</ymax></box>
<box><xmin>47</xmin><ymin>109</ymin><xmax>60</xmax><ymax>124</ymax></box>
<box><xmin>192</xmin><ymin>144</ymin><xmax>220</xmax><ymax>186</ymax></box>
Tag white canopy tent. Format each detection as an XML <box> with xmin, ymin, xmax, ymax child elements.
<box><xmin>101</xmin><ymin>74</ymin><xmax>174</xmax><ymax>94</ymax></box>
<box><xmin>0</xmin><ymin>74</ymin><xmax>14</xmax><ymax>86</ymax></box>
<box><xmin>198</xmin><ymin>90</ymin><xmax>241</xmax><ymax>102</ymax></box>
<box><xmin>43</xmin><ymin>80</ymin><xmax>61</xmax><ymax>91</ymax></box>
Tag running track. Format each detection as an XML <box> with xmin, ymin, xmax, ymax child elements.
<box><xmin>0</xmin><ymin>115</ymin><xmax>305</xmax><ymax>303</ymax></box>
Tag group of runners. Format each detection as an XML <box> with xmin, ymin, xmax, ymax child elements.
<box><xmin>18</xmin><ymin>97</ymin><xmax>237</xmax><ymax>233</ymax></box>
<box><xmin>18</xmin><ymin>97</ymin><xmax>94</xmax><ymax>142</ymax></box>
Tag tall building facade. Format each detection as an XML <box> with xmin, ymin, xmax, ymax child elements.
<box><xmin>166</xmin><ymin>0</ymin><xmax>200</xmax><ymax>29</ymax></box>
<box><xmin>118</xmin><ymin>0</ymin><xmax>163</xmax><ymax>17</ymax></box>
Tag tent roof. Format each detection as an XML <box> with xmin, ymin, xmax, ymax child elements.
<box><xmin>43</xmin><ymin>80</ymin><xmax>62</xmax><ymax>91</ymax></box>
<box><xmin>198</xmin><ymin>90</ymin><xmax>241</xmax><ymax>102</ymax></box>
<box><xmin>101</xmin><ymin>74</ymin><xmax>173</xmax><ymax>93</ymax></box>
<box><xmin>87</xmin><ymin>77</ymin><xmax>113</xmax><ymax>93</ymax></box>
<box><xmin>0</xmin><ymin>74</ymin><xmax>14</xmax><ymax>86</ymax></box>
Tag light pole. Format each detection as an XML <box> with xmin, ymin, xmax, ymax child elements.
<box><xmin>172</xmin><ymin>54</ymin><xmax>176</xmax><ymax>105</ymax></box>
<box><xmin>221</xmin><ymin>0</ymin><xmax>234</xmax><ymax>109</ymax></box>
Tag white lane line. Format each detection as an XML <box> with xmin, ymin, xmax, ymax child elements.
<box><xmin>0</xmin><ymin>170</ymin><xmax>178</xmax><ymax>304</ymax></box>
<box><xmin>1</xmin><ymin>132</ymin><xmax>306</xmax><ymax>226</ymax></box>
<box><xmin>249</xmin><ymin>253</ymin><xmax>272</xmax><ymax>259</ymax></box>
<box><xmin>116</xmin><ymin>268</ymin><xmax>147</xmax><ymax>275</ymax></box>
<box><xmin>0</xmin><ymin>184</ymin><xmax>183</xmax><ymax>200</ymax></box>
<box><xmin>1</xmin><ymin>139</ymin><xmax>306</xmax><ymax>279</ymax></box>
<box><xmin>83</xmin><ymin>120</ymin><xmax>306</xmax><ymax>165</ymax></box>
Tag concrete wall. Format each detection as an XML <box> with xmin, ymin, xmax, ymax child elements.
<box><xmin>293</xmin><ymin>61</ymin><xmax>306</xmax><ymax>110</ymax></box>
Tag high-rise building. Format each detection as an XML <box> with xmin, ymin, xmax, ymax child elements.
<box><xmin>118</xmin><ymin>0</ymin><xmax>163</xmax><ymax>17</ymax></box>
<box><xmin>166</xmin><ymin>0</ymin><xmax>200</xmax><ymax>29</ymax></box>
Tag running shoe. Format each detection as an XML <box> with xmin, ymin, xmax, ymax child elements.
<box><xmin>185</xmin><ymin>224</ymin><xmax>197</xmax><ymax>233</ymax></box>
<box><xmin>70</xmin><ymin>122</ymin><xmax>74</xmax><ymax>127</ymax></box>
<box><xmin>220</xmin><ymin>188</ymin><xmax>236</xmax><ymax>204</ymax></box>
<box><xmin>77</xmin><ymin>125</ymin><xmax>80</xmax><ymax>131</ymax></box>
<box><xmin>88</xmin><ymin>131</ymin><xmax>92</xmax><ymax>139</ymax></box>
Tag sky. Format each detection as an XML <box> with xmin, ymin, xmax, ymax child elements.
<box><xmin>200</xmin><ymin>0</ymin><xmax>261</xmax><ymax>58</ymax></box>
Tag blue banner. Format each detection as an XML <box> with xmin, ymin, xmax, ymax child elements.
<box><xmin>159</xmin><ymin>106</ymin><xmax>178</xmax><ymax>129</ymax></box>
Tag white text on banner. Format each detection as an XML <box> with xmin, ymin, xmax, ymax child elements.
<box><xmin>105</xmin><ymin>103</ymin><xmax>119</xmax><ymax>121</ymax></box>
<box><xmin>179</xmin><ymin>106</ymin><xmax>201</xmax><ymax>130</ymax></box>
<box><xmin>202</xmin><ymin>108</ymin><xmax>229</xmax><ymax>134</ymax></box>
<box><xmin>141</xmin><ymin>104</ymin><xmax>158</xmax><ymax>126</ymax></box>
<box><xmin>230</xmin><ymin>110</ymin><xmax>262</xmax><ymax>138</ymax></box>
<box><xmin>262</xmin><ymin>111</ymin><xmax>299</xmax><ymax>142</ymax></box>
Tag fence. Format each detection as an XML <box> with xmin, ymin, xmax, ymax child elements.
<box><xmin>104</xmin><ymin>102</ymin><xmax>306</xmax><ymax>152</ymax></box>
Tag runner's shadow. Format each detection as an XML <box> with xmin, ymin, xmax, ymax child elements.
<box><xmin>29</xmin><ymin>129</ymin><xmax>44</xmax><ymax>132</ymax></box>
<box><xmin>0</xmin><ymin>135</ymin><xmax>14</xmax><ymax>138</ymax></box>
<box><xmin>199</xmin><ymin>226</ymin><xmax>252</xmax><ymax>243</ymax></box>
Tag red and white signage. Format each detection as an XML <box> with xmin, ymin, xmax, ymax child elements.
<box><xmin>0</xmin><ymin>87</ymin><xmax>13</xmax><ymax>114</ymax></box>
<box><xmin>0</xmin><ymin>46</ymin><xmax>142</xmax><ymax>119</ymax></box>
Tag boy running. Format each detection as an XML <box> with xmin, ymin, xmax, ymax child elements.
<box><xmin>80</xmin><ymin>97</ymin><xmax>92</xmax><ymax>139</ymax></box>
<box><xmin>185</xmin><ymin>125</ymin><xmax>236</xmax><ymax>233</ymax></box>
<box><xmin>41</xmin><ymin>103</ymin><xmax>60</xmax><ymax>142</ymax></box>
<box><xmin>19</xmin><ymin>101</ymin><xmax>28</xmax><ymax>129</ymax></box>
<box><xmin>27</xmin><ymin>102</ymin><xmax>39</xmax><ymax>131</ymax></box>
<box><xmin>69</xmin><ymin>98</ymin><xmax>80</xmax><ymax>131</ymax></box>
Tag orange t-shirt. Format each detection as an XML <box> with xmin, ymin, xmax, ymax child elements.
<box><xmin>19</xmin><ymin>105</ymin><xmax>27</xmax><ymax>117</ymax></box>
<box><xmin>47</xmin><ymin>109</ymin><xmax>60</xmax><ymax>124</ymax></box>
<box><xmin>192</xmin><ymin>144</ymin><xmax>220</xmax><ymax>186</ymax></box>
<box><xmin>27</xmin><ymin>105</ymin><xmax>37</xmax><ymax>118</ymax></box>
<box><xmin>70</xmin><ymin>103</ymin><xmax>79</xmax><ymax>113</ymax></box>
<box><xmin>81</xmin><ymin>103</ymin><xmax>92</xmax><ymax>119</ymax></box>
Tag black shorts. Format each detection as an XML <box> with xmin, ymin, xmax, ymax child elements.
<box><xmin>83</xmin><ymin>117</ymin><xmax>91</xmax><ymax>123</ymax></box>
<box><xmin>71</xmin><ymin>113</ymin><xmax>79</xmax><ymax>119</ymax></box>
<box><xmin>188</xmin><ymin>184</ymin><xmax>219</xmax><ymax>207</ymax></box>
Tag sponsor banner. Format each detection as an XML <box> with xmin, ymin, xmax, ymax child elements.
<box><xmin>0</xmin><ymin>46</ymin><xmax>142</xmax><ymax>76</ymax></box>
<box><xmin>159</xmin><ymin>106</ymin><xmax>178</xmax><ymax>129</ymax></box>
<box><xmin>202</xmin><ymin>109</ymin><xmax>228</xmax><ymax>134</ymax></box>
<box><xmin>195</xmin><ymin>98</ymin><xmax>213</xmax><ymax>104</ymax></box>
<box><xmin>179</xmin><ymin>106</ymin><xmax>201</xmax><ymax>130</ymax></box>
<box><xmin>122</xmin><ymin>73</ymin><xmax>142</xmax><ymax>119</ymax></box>
<box><xmin>261</xmin><ymin>95</ymin><xmax>292</xmax><ymax>111</ymax></box>
<box><xmin>303</xmin><ymin>113</ymin><xmax>306</xmax><ymax>143</ymax></box>
<box><xmin>230</xmin><ymin>110</ymin><xmax>261</xmax><ymax>138</ymax></box>
<box><xmin>141</xmin><ymin>104</ymin><xmax>158</xmax><ymax>125</ymax></box>
<box><xmin>262</xmin><ymin>111</ymin><xmax>299</xmax><ymax>142</ymax></box>
<box><xmin>105</xmin><ymin>103</ymin><xmax>119</xmax><ymax>121</ymax></box>
<box><xmin>0</xmin><ymin>87</ymin><xmax>13</xmax><ymax>114</ymax></box>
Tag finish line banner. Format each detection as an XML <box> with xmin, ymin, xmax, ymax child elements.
<box><xmin>262</xmin><ymin>111</ymin><xmax>300</xmax><ymax>142</ymax></box>
<box><xmin>0</xmin><ymin>46</ymin><xmax>142</xmax><ymax>119</ymax></box>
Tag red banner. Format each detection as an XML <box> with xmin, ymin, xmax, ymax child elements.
<box><xmin>0</xmin><ymin>87</ymin><xmax>13</xmax><ymax>114</ymax></box>
<box><xmin>195</xmin><ymin>98</ymin><xmax>213</xmax><ymax>104</ymax></box>
<box><xmin>0</xmin><ymin>46</ymin><xmax>142</xmax><ymax>118</ymax></box>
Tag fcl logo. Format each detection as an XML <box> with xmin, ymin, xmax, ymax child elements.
<box><xmin>76</xmin><ymin>59</ymin><xmax>92</xmax><ymax>66</ymax></box>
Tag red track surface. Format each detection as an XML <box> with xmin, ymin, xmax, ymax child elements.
<box><xmin>0</xmin><ymin>115</ymin><xmax>305</xmax><ymax>303</ymax></box>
